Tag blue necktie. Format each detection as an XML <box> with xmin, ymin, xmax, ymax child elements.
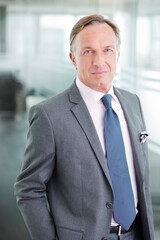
<box><xmin>102</xmin><ymin>94</ymin><xmax>136</xmax><ymax>230</ymax></box>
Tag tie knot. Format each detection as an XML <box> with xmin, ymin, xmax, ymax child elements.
<box><xmin>102</xmin><ymin>94</ymin><xmax>112</xmax><ymax>109</ymax></box>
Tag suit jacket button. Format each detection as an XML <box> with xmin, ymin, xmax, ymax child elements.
<box><xmin>106</xmin><ymin>202</ymin><xmax>113</xmax><ymax>209</ymax></box>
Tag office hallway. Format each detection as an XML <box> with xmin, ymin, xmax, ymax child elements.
<box><xmin>0</xmin><ymin>112</ymin><xmax>159</xmax><ymax>240</ymax></box>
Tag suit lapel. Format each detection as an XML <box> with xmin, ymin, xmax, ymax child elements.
<box><xmin>114</xmin><ymin>87</ymin><xmax>145</xmax><ymax>183</ymax></box>
<box><xmin>68</xmin><ymin>82</ymin><xmax>112</xmax><ymax>187</ymax></box>
<box><xmin>68</xmin><ymin>83</ymin><xmax>146</xmax><ymax>185</ymax></box>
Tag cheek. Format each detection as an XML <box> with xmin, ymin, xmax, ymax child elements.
<box><xmin>86</xmin><ymin>59</ymin><xmax>96</xmax><ymax>73</ymax></box>
<box><xmin>78</xmin><ymin>59</ymin><xmax>91</xmax><ymax>73</ymax></box>
<box><xmin>108</xmin><ymin>58</ymin><xmax>117</xmax><ymax>70</ymax></box>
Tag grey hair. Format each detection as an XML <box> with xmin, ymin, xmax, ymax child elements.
<box><xmin>70</xmin><ymin>14</ymin><xmax>121</xmax><ymax>52</ymax></box>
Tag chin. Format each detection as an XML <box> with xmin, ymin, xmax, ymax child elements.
<box><xmin>90</xmin><ymin>84</ymin><xmax>108</xmax><ymax>93</ymax></box>
<box><xmin>97</xmin><ymin>82</ymin><xmax>111</xmax><ymax>92</ymax></box>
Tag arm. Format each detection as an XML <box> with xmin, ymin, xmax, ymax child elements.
<box><xmin>14</xmin><ymin>104</ymin><xmax>57</xmax><ymax>240</ymax></box>
<box><xmin>136</xmin><ymin>95</ymin><xmax>154</xmax><ymax>240</ymax></box>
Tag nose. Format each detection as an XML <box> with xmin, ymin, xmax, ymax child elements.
<box><xmin>92</xmin><ymin>52</ymin><xmax>106</xmax><ymax>68</ymax></box>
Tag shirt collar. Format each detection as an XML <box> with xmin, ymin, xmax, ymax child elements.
<box><xmin>76</xmin><ymin>77</ymin><xmax>118</xmax><ymax>106</ymax></box>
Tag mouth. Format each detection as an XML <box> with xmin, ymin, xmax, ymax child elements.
<box><xmin>91</xmin><ymin>71</ymin><xmax>107</xmax><ymax>76</ymax></box>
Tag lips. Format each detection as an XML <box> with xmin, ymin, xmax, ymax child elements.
<box><xmin>91</xmin><ymin>71</ymin><xmax>107</xmax><ymax>76</ymax></box>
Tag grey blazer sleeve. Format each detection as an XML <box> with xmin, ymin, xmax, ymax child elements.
<box><xmin>136</xmin><ymin>95</ymin><xmax>154</xmax><ymax>240</ymax></box>
<box><xmin>14</xmin><ymin>104</ymin><xmax>57</xmax><ymax>240</ymax></box>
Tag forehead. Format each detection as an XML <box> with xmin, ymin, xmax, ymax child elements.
<box><xmin>75</xmin><ymin>23</ymin><xmax>117</xmax><ymax>48</ymax></box>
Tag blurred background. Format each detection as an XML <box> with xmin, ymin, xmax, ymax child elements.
<box><xmin>0</xmin><ymin>0</ymin><xmax>159</xmax><ymax>239</ymax></box>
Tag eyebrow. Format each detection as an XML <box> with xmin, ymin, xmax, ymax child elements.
<box><xmin>81</xmin><ymin>47</ymin><xmax>92</xmax><ymax>51</ymax></box>
<box><xmin>104</xmin><ymin>45</ymin><xmax>116</xmax><ymax>49</ymax></box>
<box><xmin>81</xmin><ymin>45</ymin><xmax>116</xmax><ymax>50</ymax></box>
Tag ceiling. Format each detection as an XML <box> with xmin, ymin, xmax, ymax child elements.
<box><xmin>0</xmin><ymin>0</ymin><xmax>159</xmax><ymax>16</ymax></box>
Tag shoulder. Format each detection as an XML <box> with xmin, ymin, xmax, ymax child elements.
<box><xmin>37</xmin><ymin>89</ymin><xmax>69</xmax><ymax>111</ymax></box>
<box><xmin>27</xmin><ymin>89</ymin><xmax>70</xmax><ymax>126</ymax></box>
<box><xmin>114</xmin><ymin>86</ymin><xmax>141</xmax><ymax>105</ymax></box>
<box><xmin>114</xmin><ymin>86</ymin><xmax>145</xmax><ymax>122</ymax></box>
<box><xmin>32</xmin><ymin>84</ymin><xmax>70</xmax><ymax>109</ymax></box>
<box><xmin>114</xmin><ymin>87</ymin><xmax>137</xmax><ymax>98</ymax></box>
<box><xmin>28</xmin><ymin>81</ymin><xmax>81</xmax><ymax>119</ymax></box>
<box><xmin>114</xmin><ymin>86</ymin><xmax>144</xmax><ymax>114</ymax></box>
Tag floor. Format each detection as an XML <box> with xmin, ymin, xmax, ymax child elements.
<box><xmin>0</xmin><ymin>112</ymin><xmax>31</xmax><ymax>240</ymax></box>
<box><xmin>0</xmin><ymin>112</ymin><xmax>159</xmax><ymax>240</ymax></box>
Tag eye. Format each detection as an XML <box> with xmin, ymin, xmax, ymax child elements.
<box><xmin>84</xmin><ymin>50</ymin><xmax>91</xmax><ymax>54</ymax></box>
<box><xmin>105</xmin><ymin>49</ymin><xmax>112</xmax><ymax>52</ymax></box>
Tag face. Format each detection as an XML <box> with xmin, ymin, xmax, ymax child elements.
<box><xmin>70</xmin><ymin>23</ymin><xmax>120</xmax><ymax>93</ymax></box>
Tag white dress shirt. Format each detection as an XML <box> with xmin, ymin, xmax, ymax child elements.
<box><xmin>76</xmin><ymin>77</ymin><xmax>138</xmax><ymax>226</ymax></box>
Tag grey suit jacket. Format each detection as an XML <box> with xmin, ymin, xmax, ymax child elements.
<box><xmin>14</xmin><ymin>82</ymin><xmax>154</xmax><ymax>240</ymax></box>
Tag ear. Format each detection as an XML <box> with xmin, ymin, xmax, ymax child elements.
<box><xmin>117</xmin><ymin>51</ymin><xmax>120</xmax><ymax>63</ymax></box>
<box><xmin>69</xmin><ymin>52</ymin><xmax>77</xmax><ymax>70</ymax></box>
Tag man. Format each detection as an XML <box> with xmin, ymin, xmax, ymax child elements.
<box><xmin>14</xmin><ymin>15</ymin><xmax>154</xmax><ymax>240</ymax></box>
